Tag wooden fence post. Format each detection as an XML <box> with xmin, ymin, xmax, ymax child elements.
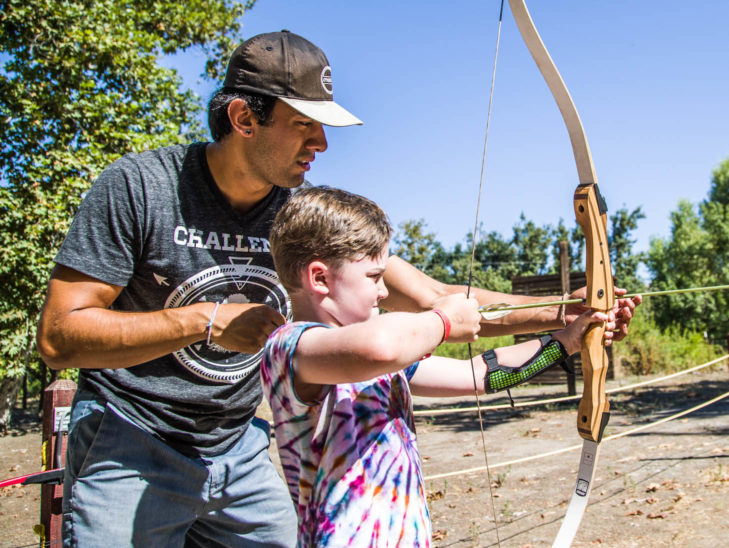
<box><xmin>40</xmin><ymin>379</ymin><xmax>76</xmax><ymax>547</ymax></box>
<box><xmin>559</xmin><ymin>241</ymin><xmax>577</xmax><ymax>396</ymax></box>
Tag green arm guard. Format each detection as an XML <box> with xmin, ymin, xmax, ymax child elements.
<box><xmin>482</xmin><ymin>335</ymin><xmax>569</xmax><ymax>394</ymax></box>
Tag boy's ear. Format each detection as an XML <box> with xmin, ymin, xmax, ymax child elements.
<box><xmin>305</xmin><ymin>261</ymin><xmax>330</xmax><ymax>295</ymax></box>
<box><xmin>227</xmin><ymin>98</ymin><xmax>256</xmax><ymax>138</ymax></box>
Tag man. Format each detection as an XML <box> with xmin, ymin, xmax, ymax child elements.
<box><xmin>37</xmin><ymin>30</ymin><xmax>638</xmax><ymax>546</ymax></box>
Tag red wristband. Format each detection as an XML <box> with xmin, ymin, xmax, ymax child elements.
<box><xmin>431</xmin><ymin>308</ymin><xmax>451</xmax><ymax>343</ymax></box>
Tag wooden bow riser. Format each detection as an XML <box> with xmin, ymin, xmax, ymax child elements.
<box><xmin>574</xmin><ymin>183</ymin><xmax>614</xmax><ymax>443</ymax></box>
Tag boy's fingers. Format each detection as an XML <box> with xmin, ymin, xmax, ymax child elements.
<box><xmin>583</xmin><ymin>310</ymin><xmax>608</xmax><ymax>323</ymax></box>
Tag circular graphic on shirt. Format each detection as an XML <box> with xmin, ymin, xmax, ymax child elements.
<box><xmin>165</xmin><ymin>261</ymin><xmax>289</xmax><ymax>383</ymax></box>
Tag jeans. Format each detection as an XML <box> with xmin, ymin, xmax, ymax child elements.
<box><xmin>62</xmin><ymin>391</ymin><xmax>297</xmax><ymax>547</ymax></box>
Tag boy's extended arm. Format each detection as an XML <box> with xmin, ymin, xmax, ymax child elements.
<box><xmin>293</xmin><ymin>294</ymin><xmax>481</xmax><ymax>388</ymax></box>
<box><xmin>408</xmin><ymin>310</ymin><xmax>610</xmax><ymax>397</ymax></box>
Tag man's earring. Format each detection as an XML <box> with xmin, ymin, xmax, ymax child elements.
<box><xmin>245</xmin><ymin>130</ymin><xmax>252</xmax><ymax>135</ymax></box>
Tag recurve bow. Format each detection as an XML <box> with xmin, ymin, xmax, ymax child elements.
<box><xmin>507</xmin><ymin>1</ymin><xmax>614</xmax><ymax>545</ymax></box>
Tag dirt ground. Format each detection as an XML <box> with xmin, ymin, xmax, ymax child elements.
<box><xmin>1</xmin><ymin>367</ymin><xmax>727</xmax><ymax>548</ymax></box>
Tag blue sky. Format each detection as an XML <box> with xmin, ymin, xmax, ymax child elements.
<box><xmin>165</xmin><ymin>0</ymin><xmax>729</xmax><ymax>267</ymax></box>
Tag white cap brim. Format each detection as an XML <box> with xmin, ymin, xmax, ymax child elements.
<box><xmin>280</xmin><ymin>97</ymin><xmax>363</xmax><ymax>127</ymax></box>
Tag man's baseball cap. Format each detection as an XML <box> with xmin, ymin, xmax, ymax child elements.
<box><xmin>223</xmin><ymin>30</ymin><xmax>362</xmax><ymax>127</ymax></box>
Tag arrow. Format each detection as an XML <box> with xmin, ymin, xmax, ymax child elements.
<box><xmin>479</xmin><ymin>284</ymin><xmax>729</xmax><ymax>320</ymax></box>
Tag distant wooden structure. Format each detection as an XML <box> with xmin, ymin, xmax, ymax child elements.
<box><xmin>512</xmin><ymin>241</ymin><xmax>613</xmax><ymax>395</ymax></box>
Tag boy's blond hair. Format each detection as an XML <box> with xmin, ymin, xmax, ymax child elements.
<box><xmin>269</xmin><ymin>186</ymin><xmax>391</xmax><ymax>290</ymax></box>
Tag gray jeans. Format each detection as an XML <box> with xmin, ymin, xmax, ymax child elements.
<box><xmin>62</xmin><ymin>392</ymin><xmax>297</xmax><ymax>547</ymax></box>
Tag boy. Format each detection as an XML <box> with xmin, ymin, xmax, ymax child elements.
<box><xmin>261</xmin><ymin>186</ymin><xmax>610</xmax><ymax>547</ymax></box>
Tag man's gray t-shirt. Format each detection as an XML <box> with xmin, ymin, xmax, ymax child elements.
<box><xmin>55</xmin><ymin>143</ymin><xmax>293</xmax><ymax>456</ymax></box>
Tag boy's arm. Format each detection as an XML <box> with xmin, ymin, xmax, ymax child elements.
<box><xmin>409</xmin><ymin>310</ymin><xmax>611</xmax><ymax>397</ymax></box>
<box><xmin>292</xmin><ymin>294</ymin><xmax>481</xmax><ymax>399</ymax></box>
<box><xmin>407</xmin><ymin>354</ymin><xmax>489</xmax><ymax>398</ymax></box>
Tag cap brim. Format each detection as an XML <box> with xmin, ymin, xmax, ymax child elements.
<box><xmin>280</xmin><ymin>97</ymin><xmax>363</xmax><ymax>127</ymax></box>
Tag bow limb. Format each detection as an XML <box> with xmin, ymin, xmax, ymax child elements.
<box><xmin>507</xmin><ymin>0</ymin><xmax>596</xmax><ymax>185</ymax></box>
<box><xmin>507</xmin><ymin>1</ymin><xmax>614</xmax><ymax>545</ymax></box>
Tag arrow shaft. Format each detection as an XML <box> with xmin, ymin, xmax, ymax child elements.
<box><xmin>479</xmin><ymin>284</ymin><xmax>729</xmax><ymax>315</ymax></box>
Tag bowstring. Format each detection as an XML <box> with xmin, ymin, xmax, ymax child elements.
<box><xmin>465</xmin><ymin>0</ymin><xmax>504</xmax><ymax>544</ymax></box>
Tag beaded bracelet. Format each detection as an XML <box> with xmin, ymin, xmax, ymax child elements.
<box><xmin>206</xmin><ymin>302</ymin><xmax>220</xmax><ymax>345</ymax></box>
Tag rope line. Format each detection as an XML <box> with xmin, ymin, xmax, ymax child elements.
<box><xmin>414</xmin><ymin>354</ymin><xmax>728</xmax><ymax>417</ymax></box>
<box><xmin>424</xmin><ymin>383</ymin><xmax>729</xmax><ymax>481</ymax></box>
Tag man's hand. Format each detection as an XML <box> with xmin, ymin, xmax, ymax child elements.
<box><xmin>564</xmin><ymin>286</ymin><xmax>642</xmax><ymax>343</ymax></box>
<box><xmin>611</xmin><ymin>288</ymin><xmax>642</xmax><ymax>341</ymax></box>
<box><xmin>210</xmin><ymin>303</ymin><xmax>286</xmax><ymax>353</ymax></box>
<box><xmin>431</xmin><ymin>293</ymin><xmax>481</xmax><ymax>343</ymax></box>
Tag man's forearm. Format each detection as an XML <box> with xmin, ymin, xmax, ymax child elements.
<box><xmin>467</xmin><ymin>286</ymin><xmax>564</xmax><ymax>336</ymax></box>
<box><xmin>37</xmin><ymin>303</ymin><xmax>213</xmax><ymax>370</ymax></box>
<box><xmin>382</xmin><ymin>256</ymin><xmax>563</xmax><ymax>337</ymax></box>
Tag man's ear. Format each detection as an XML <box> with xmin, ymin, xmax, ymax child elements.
<box><xmin>305</xmin><ymin>261</ymin><xmax>330</xmax><ymax>295</ymax></box>
<box><xmin>227</xmin><ymin>98</ymin><xmax>256</xmax><ymax>137</ymax></box>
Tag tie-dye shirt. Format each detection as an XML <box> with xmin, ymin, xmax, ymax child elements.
<box><xmin>261</xmin><ymin>322</ymin><xmax>431</xmax><ymax>547</ymax></box>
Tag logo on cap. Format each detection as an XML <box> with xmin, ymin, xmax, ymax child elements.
<box><xmin>320</xmin><ymin>66</ymin><xmax>333</xmax><ymax>95</ymax></box>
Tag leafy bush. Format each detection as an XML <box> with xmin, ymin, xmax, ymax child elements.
<box><xmin>613</xmin><ymin>302</ymin><xmax>724</xmax><ymax>375</ymax></box>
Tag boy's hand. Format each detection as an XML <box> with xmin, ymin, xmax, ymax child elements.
<box><xmin>432</xmin><ymin>293</ymin><xmax>481</xmax><ymax>343</ymax></box>
<box><xmin>552</xmin><ymin>309</ymin><xmax>613</xmax><ymax>356</ymax></box>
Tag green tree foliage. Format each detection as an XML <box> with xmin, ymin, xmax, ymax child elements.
<box><xmin>468</xmin><ymin>230</ymin><xmax>513</xmax><ymax>293</ymax></box>
<box><xmin>391</xmin><ymin>219</ymin><xmax>452</xmax><ymax>284</ymax></box>
<box><xmin>0</xmin><ymin>0</ymin><xmax>254</xmax><ymax>425</ymax></box>
<box><xmin>548</xmin><ymin>220</ymin><xmax>573</xmax><ymax>275</ymax></box>
<box><xmin>646</xmin><ymin>159</ymin><xmax>729</xmax><ymax>341</ymax></box>
<box><xmin>609</xmin><ymin>206</ymin><xmax>646</xmax><ymax>292</ymax></box>
<box><xmin>440</xmin><ymin>242</ymin><xmax>474</xmax><ymax>286</ymax></box>
<box><xmin>390</xmin><ymin>207</ymin><xmax>647</xmax><ymax>298</ymax></box>
<box><xmin>562</xmin><ymin>206</ymin><xmax>645</xmax><ymax>290</ymax></box>
<box><xmin>392</xmin><ymin>219</ymin><xmax>442</xmax><ymax>272</ymax></box>
<box><xmin>391</xmin><ymin>220</ymin><xmax>513</xmax><ymax>291</ymax></box>
<box><xmin>391</xmin><ymin>209</ymin><xmax>644</xmax><ymax>295</ymax></box>
<box><xmin>393</xmin><ymin>216</ymin><xmax>578</xmax><ymax>294</ymax></box>
<box><xmin>511</xmin><ymin>213</ymin><xmax>552</xmax><ymax>276</ymax></box>
<box><xmin>473</xmin><ymin>229</ymin><xmax>518</xmax><ymax>278</ymax></box>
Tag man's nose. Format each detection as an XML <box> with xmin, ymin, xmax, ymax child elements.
<box><xmin>307</xmin><ymin>124</ymin><xmax>328</xmax><ymax>153</ymax></box>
